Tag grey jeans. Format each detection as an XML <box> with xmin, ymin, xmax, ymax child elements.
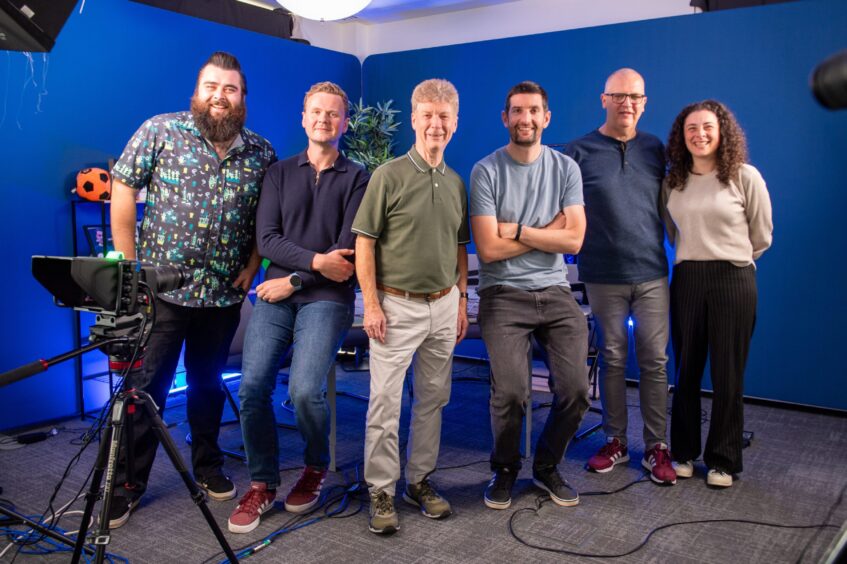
<box><xmin>478</xmin><ymin>284</ymin><xmax>589</xmax><ymax>471</ymax></box>
<box><xmin>585</xmin><ymin>277</ymin><xmax>669</xmax><ymax>449</ymax></box>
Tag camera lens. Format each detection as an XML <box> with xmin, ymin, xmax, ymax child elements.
<box><xmin>140</xmin><ymin>264</ymin><xmax>186</xmax><ymax>294</ymax></box>
<box><xmin>811</xmin><ymin>49</ymin><xmax>847</xmax><ymax>110</ymax></box>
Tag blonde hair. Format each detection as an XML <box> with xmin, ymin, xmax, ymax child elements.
<box><xmin>303</xmin><ymin>82</ymin><xmax>349</xmax><ymax>115</ymax></box>
<box><xmin>411</xmin><ymin>79</ymin><xmax>459</xmax><ymax>114</ymax></box>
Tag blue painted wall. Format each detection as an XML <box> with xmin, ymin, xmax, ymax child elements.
<box><xmin>362</xmin><ymin>0</ymin><xmax>847</xmax><ymax>410</ymax></box>
<box><xmin>0</xmin><ymin>0</ymin><xmax>360</xmax><ymax>430</ymax></box>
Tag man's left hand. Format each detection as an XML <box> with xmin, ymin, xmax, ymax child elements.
<box><xmin>456</xmin><ymin>307</ymin><xmax>469</xmax><ymax>344</ymax></box>
<box><xmin>256</xmin><ymin>278</ymin><xmax>295</xmax><ymax>303</ymax></box>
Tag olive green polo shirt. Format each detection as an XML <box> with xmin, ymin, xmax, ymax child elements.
<box><xmin>352</xmin><ymin>146</ymin><xmax>470</xmax><ymax>293</ymax></box>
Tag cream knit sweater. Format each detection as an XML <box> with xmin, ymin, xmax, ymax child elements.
<box><xmin>662</xmin><ymin>164</ymin><xmax>773</xmax><ymax>266</ymax></box>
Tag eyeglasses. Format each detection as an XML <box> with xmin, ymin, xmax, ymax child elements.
<box><xmin>604</xmin><ymin>93</ymin><xmax>646</xmax><ymax>105</ymax></box>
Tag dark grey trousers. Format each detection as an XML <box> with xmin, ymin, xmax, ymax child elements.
<box><xmin>478</xmin><ymin>284</ymin><xmax>589</xmax><ymax>471</ymax></box>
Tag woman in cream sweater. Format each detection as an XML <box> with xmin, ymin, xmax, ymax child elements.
<box><xmin>662</xmin><ymin>99</ymin><xmax>773</xmax><ymax>488</ymax></box>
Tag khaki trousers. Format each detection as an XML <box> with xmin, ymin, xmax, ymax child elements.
<box><xmin>364</xmin><ymin>287</ymin><xmax>459</xmax><ymax>495</ymax></box>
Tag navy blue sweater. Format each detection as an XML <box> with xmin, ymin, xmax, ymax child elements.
<box><xmin>564</xmin><ymin>129</ymin><xmax>668</xmax><ymax>284</ymax></box>
<box><xmin>256</xmin><ymin>151</ymin><xmax>369</xmax><ymax>304</ymax></box>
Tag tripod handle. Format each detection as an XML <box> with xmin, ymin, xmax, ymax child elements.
<box><xmin>0</xmin><ymin>336</ymin><xmax>126</xmax><ymax>389</ymax></box>
<box><xmin>0</xmin><ymin>360</ymin><xmax>48</xmax><ymax>388</ymax></box>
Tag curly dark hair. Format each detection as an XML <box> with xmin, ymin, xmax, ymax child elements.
<box><xmin>666</xmin><ymin>99</ymin><xmax>748</xmax><ymax>190</ymax></box>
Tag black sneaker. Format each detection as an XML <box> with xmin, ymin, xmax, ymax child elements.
<box><xmin>199</xmin><ymin>474</ymin><xmax>237</xmax><ymax>501</ymax></box>
<box><xmin>107</xmin><ymin>495</ymin><xmax>139</xmax><ymax>529</ymax></box>
<box><xmin>484</xmin><ymin>468</ymin><xmax>517</xmax><ymax>510</ymax></box>
<box><xmin>532</xmin><ymin>466</ymin><xmax>579</xmax><ymax>507</ymax></box>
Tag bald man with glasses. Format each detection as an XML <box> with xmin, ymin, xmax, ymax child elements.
<box><xmin>564</xmin><ymin>68</ymin><xmax>677</xmax><ymax>486</ymax></box>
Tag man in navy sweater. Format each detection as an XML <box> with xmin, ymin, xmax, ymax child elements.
<box><xmin>228</xmin><ymin>82</ymin><xmax>369</xmax><ymax>533</ymax></box>
<box><xmin>565</xmin><ymin>68</ymin><xmax>676</xmax><ymax>485</ymax></box>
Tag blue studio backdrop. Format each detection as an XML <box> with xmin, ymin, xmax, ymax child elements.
<box><xmin>363</xmin><ymin>0</ymin><xmax>847</xmax><ymax>410</ymax></box>
<box><xmin>0</xmin><ymin>0</ymin><xmax>361</xmax><ymax>430</ymax></box>
<box><xmin>1</xmin><ymin>0</ymin><xmax>846</xmax><ymax>431</ymax></box>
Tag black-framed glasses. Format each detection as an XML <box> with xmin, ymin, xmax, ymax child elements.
<box><xmin>604</xmin><ymin>92</ymin><xmax>646</xmax><ymax>105</ymax></box>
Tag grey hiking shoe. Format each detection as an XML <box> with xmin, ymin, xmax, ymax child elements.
<box><xmin>368</xmin><ymin>490</ymin><xmax>399</xmax><ymax>534</ymax></box>
<box><xmin>403</xmin><ymin>479</ymin><xmax>452</xmax><ymax>519</ymax></box>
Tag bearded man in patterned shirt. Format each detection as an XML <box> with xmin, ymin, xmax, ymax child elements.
<box><xmin>107</xmin><ymin>51</ymin><xmax>276</xmax><ymax>528</ymax></box>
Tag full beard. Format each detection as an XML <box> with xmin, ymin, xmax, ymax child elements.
<box><xmin>191</xmin><ymin>96</ymin><xmax>247</xmax><ymax>144</ymax></box>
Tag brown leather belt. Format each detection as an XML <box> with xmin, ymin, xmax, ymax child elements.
<box><xmin>377</xmin><ymin>283</ymin><xmax>453</xmax><ymax>301</ymax></box>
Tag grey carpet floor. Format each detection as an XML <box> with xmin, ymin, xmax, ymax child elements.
<box><xmin>1</xmin><ymin>360</ymin><xmax>845</xmax><ymax>563</ymax></box>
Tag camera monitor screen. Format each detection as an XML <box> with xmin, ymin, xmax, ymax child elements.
<box><xmin>31</xmin><ymin>255</ymin><xmax>122</xmax><ymax>313</ymax></box>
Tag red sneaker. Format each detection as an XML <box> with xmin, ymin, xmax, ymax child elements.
<box><xmin>284</xmin><ymin>466</ymin><xmax>327</xmax><ymax>514</ymax></box>
<box><xmin>227</xmin><ymin>482</ymin><xmax>276</xmax><ymax>534</ymax></box>
<box><xmin>642</xmin><ymin>444</ymin><xmax>678</xmax><ymax>485</ymax></box>
<box><xmin>587</xmin><ymin>438</ymin><xmax>630</xmax><ymax>473</ymax></box>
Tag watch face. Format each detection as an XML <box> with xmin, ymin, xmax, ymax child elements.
<box><xmin>290</xmin><ymin>273</ymin><xmax>302</xmax><ymax>289</ymax></box>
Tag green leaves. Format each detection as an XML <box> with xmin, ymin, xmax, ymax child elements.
<box><xmin>343</xmin><ymin>98</ymin><xmax>401</xmax><ymax>173</ymax></box>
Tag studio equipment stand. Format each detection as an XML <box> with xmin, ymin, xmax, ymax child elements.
<box><xmin>0</xmin><ymin>255</ymin><xmax>239</xmax><ymax>564</ymax></box>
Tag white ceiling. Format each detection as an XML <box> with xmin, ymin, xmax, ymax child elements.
<box><xmin>239</xmin><ymin>0</ymin><xmax>698</xmax><ymax>61</ymax></box>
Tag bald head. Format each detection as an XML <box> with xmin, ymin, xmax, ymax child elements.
<box><xmin>600</xmin><ymin>68</ymin><xmax>647</xmax><ymax>141</ymax></box>
<box><xmin>604</xmin><ymin>68</ymin><xmax>645</xmax><ymax>93</ymax></box>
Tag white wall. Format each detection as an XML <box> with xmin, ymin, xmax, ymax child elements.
<box><xmin>297</xmin><ymin>0</ymin><xmax>697</xmax><ymax>61</ymax></box>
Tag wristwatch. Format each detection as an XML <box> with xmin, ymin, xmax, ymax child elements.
<box><xmin>289</xmin><ymin>272</ymin><xmax>303</xmax><ymax>291</ymax></box>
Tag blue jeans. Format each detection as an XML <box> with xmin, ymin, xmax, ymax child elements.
<box><xmin>238</xmin><ymin>298</ymin><xmax>353</xmax><ymax>487</ymax></box>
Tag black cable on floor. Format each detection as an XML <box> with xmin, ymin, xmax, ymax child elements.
<box><xmin>508</xmin><ymin>498</ymin><xmax>839</xmax><ymax>560</ymax></box>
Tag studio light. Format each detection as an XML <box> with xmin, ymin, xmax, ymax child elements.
<box><xmin>276</xmin><ymin>0</ymin><xmax>373</xmax><ymax>21</ymax></box>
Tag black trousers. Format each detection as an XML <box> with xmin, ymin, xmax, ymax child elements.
<box><xmin>670</xmin><ymin>261</ymin><xmax>757</xmax><ymax>474</ymax></box>
<box><xmin>478</xmin><ymin>285</ymin><xmax>589</xmax><ymax>471</ymax></box>
<box><xmin>115</xmin><ymin>299</ymin><xmax>242</xmax><ymax>497</ymax></box>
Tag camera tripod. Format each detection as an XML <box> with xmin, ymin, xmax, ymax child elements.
<box><xmin>70</xmin><ymin>363</ymin><xmax>238</xmax><ymax>563</ymax></box>
<box><xmin>1</xmin><ymin>323</ymin><xmax>239</xmax><ymax>563</ymax></box>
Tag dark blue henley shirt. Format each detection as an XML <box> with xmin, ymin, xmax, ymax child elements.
<box><xmin>256</xmin><ymin>150</ymin><xmax>369</xmax><ymax>305</ymax></box>
<box><xmin>564</xmin><ymin>129</ymin><xmax>668</xmax><ymax>284</ymax></box>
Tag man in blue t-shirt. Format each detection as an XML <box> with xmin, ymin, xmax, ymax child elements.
<box><xmin>471</xmin><ymin>81</ymin><xmax>589</xmax><ymax>511</ymax></box>
<box><xmin>564</xmin><ymin>68</ymin><xmax>676</xmax><ymax>485</ymax></box>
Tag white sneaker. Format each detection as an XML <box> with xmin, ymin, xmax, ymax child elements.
<box><xmin>673</xmin><ymin>460</ymin><xmax>694</xmax><ymax>479</ymax></box>
<box><xmin>706</xmin><ymin>468</ymin><xmax>733</xmax><ymax>487</ymax></box>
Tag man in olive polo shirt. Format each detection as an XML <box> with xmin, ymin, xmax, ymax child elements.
<box><xmin>352</xmin><ymin>78</ymin><xmax>469</xmax><ymax>535</ymax></box>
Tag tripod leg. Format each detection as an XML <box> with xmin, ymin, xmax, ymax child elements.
<box><xmin>136</xmin><ymin>391</ymin><xmax>239</xmax><ymax>563</ymax></box>
<box><xmin>71</xmin><ymin>396</ymin><xmax>128</xmax><ymax>564</ymax></box>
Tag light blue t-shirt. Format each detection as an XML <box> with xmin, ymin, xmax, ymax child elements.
<box><xmin>470</xmin><ymin>146</ymin><xmax>584</xmax><ymax>291</ymax></box>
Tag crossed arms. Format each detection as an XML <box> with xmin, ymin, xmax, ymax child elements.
<box><xmin>471</xmin><ymin>204</ymin><xmax>586</xmax><ymax>264</ymax></box>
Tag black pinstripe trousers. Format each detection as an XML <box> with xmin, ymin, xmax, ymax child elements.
<box><xmin>670</xmin><ymin>261</ymin><xmax>757</xmax><ymax>474</ymax></box>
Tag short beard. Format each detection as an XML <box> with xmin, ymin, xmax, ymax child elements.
<box><xmin>510</xmin><ymin>126</ymin><xmax>538</xmax><ymax>147</ymax></box>
<box><xmin>191</xmin><ymin>96</ymin><xmax>247</xmax><ymax>144</ymax></box>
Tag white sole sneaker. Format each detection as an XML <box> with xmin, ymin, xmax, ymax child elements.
<box><xmin>673</xmin><ymin>460</ymin><xmax>694</xmax><ymax>479</ymax></box>
<box><xmin>706</xmin><ymin>469</ymin><xmax>733</xmax><ymax>488</ymax></box>
<box><xmin>591</xmin><ymin>453</ymin><xmax>630</xmax><ymax>474</ymax></box>
<box><xmin>483</xmin><ymin>495</ymin><xmax>512</xmax><ymax>510</ymax></box>
<box><xmin>532</xmin><ymin>478</ymin><xmax>579</xmax><ymax>507</ymax></box>
<box><xmin>641</xmin><ymin>458</ymin><xmax>677</xmax><ymax>485</ymax></box>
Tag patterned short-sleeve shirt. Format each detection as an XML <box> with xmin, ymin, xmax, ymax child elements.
<box><xmin>112</xmin><ymin>111</ymin><xmax>276</xmax><ymax>307</ymax></box>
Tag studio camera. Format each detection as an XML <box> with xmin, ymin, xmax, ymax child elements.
<box><xmin>32</xmin><ymin>253</ymin><xmax>185</xmax><ymax>318</ymax></box>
